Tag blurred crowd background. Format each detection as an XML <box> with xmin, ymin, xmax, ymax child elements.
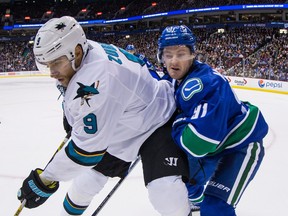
<box><xmin>0</xmin><ymin>0</ymin><xmax>287</xmax><ymax>81</ymax></box>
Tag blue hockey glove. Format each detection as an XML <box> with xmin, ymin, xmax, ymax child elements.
<box><xmin>17</xmin><ymin>168</ymin><xmax>59</xmax><ymax>209</ymax></box>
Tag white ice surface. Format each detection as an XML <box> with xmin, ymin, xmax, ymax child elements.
<box><xmin>0</xmin><ymin>76</ymin><xmax>287</xmax><ymax>216</ymax></box>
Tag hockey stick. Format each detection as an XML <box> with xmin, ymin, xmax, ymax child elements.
<box><xmin>14</xmin><ymin>131</ymin><xmax>71</xmax><ymax>216</ymax></box>
<box><xmin>91</xmin><ymin>156</ymin><xmax>141</xmax><ymax>216</ymax></box>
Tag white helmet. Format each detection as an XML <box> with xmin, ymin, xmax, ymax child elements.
<box><xmin>33</xmin><ymin>16</ymin><xmax>88</xmax><ymax>70</ymax></box>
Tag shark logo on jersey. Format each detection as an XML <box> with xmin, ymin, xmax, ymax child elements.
<box><xmin>73</xmin><ymin>81</ymin><xmax>100</xmax><ymax>107</ymax></box>
<box><xmin>181</xmin><ymin>78</ymin><xmax>203</xmax><ymax>101</ymax></box>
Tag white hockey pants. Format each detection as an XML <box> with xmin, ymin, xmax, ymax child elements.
<box><xmin>60</xmin><ymin>169</ymin><xmax>108</xmax><ymax>216</ymax></box>
<box><xmin>61</xmin><ymin>172</ymin><xmax>190</xmax><ymax>216</ymax></box>
<box><xmin>147</xmin><ymin>176</ymin><xmax>191</xmax><ymax>216</ymax></box>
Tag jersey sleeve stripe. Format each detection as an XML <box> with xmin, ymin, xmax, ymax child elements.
<box><xmin>65</xmin><ymin>140</ymin><xmax>106</xmax><ymax>166</ymax></box>
<box><xmin>180</xmin><ymin>103</ymin><xmax>260</xmax><ymax>157</ymax></box>
<box><xmin>216</xmin><ymin>103</ymin><xmax>259</xmax><ymax>153</ymax></box>
<box><xmin>180</xmin><ymin>124</ymin><xmax>219</xmax><ymax>157</ymax></box>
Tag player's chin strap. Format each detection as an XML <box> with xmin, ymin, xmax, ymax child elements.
<box><xmin>56</xmin><ymin>44</ymin><xmax>93</xmax><ymax>100</ymax></box>
<box><xmin>72</xmin><ymin>42</ymin><xmax>93</xmax><ymax>72</ymax></box>
<box><xmin>55</xmin><ymin>46</ymin><xmax>91</xmax><ymax>100</ymax></box>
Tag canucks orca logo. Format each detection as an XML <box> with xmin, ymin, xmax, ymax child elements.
<box><xmin>181</xmin><ymin>78</ymin><xmax>203</xmax><ymax>101</ymax></box>
<box><xmin>74</xmin><ymin>81</ymin><xmax>100</xmax><ymax>106</ymax></box>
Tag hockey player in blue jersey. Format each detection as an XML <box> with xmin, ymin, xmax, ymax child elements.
<box><xmin>125</xmin><ymin>44</ymin><xmax>161</xmax><ymax>80</ymax></box>
<box><xmin>16</xmin><ymin>17</ymin><xmax>192</xmax><ymax>216</ymax></box>
<box><xmin>157</xmin><ymin>25</ymin><xmax>269</xmax><ymax>216</ymax></box>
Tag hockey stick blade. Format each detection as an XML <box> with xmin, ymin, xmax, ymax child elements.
<box><xmin>91</xmin><ymin>156</ymin><xmax>141</xmax><ymax>216</ymax></box>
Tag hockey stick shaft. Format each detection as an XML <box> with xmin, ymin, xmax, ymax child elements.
<box><xmin>44</xmin><ymin>131</ymin><xmax>71</xmax><ymax>170</ymax></box>
<box><xmin>14</xmin><ymin>132</ymin><xmax>71</xmax><ymax>216</ymax></box>
<box><xmin>14</xmin><ymin>199</ymin><xmax>26</xmax><ymax>216</ymax></box>
<box><xmin>91</xmin><ymin>156</ymin><xmax>141</xmax><ymax>216</ymax></box>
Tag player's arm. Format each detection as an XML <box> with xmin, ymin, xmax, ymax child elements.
<box><xmin>172</xmin><ymin>107</ymin><xmax>221</xmax><ymax>157</ymax></box>
<box><xmin>17</xmin><ymin>94</ymin><xmax>116</xmax><ymax>209</ymax></box>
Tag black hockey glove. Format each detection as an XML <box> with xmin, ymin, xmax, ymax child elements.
<box><xmin>17</xmin><ymin>168</ymin><xmax>59</xmax><ymax>209</ymax></box>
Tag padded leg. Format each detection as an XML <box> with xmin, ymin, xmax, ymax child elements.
<box><xmin>61</xmin><ymin>169</ymin><xmax>108</xmax><ymax>216</ymax></box>
<box><xmin>147</xmin><ymin>176</ymin><xmax>191</xmax><ymax>216</ymax></box>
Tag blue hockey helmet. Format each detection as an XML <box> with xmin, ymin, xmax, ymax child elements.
<box><xmin>157</xmin><ymin>25</ymin><xmax>196</xmax><ymax>63</ymax></box>
<box><xmin>125</xmin><ymin>44</ymin><xmax>135</xmax><ymax>51</ymax></box>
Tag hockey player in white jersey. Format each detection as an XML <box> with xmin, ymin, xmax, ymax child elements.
<box><xmin>17</xmin><ymin>16</ymin><xmax>192</xmax><ymax>216</ymax></box>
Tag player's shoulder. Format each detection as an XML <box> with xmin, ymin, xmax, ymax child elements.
<box><xmin>178</xmin><ymin>62</ymin><xmax>222</xmax><ymax>99</ymax></box>
<box><xmin>192</xmin><ymin>61</ymin><xmax>225</xmax><ymax>85</ymax></box>
<box><xmin>91</xmin><ymin>41</ymin><xmax>142</xmax><ymax>70</ymax></box>
<box><xmin>193</xmin><ymin>60</ymin><xmax>213</xmax><ymax>75</ymax></box>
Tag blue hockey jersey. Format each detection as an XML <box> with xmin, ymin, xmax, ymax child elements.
<box><xmin>171</xmin><ymin>60</ymin><xmax>268</xmax><ymax>157</ymax></box>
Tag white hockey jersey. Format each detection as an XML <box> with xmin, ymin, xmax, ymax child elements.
<box><xmin>42</xmin><ymin>40</ymin><xmax>176</xmax><ymax>181</ymax></box>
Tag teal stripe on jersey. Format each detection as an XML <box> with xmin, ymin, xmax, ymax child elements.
<box><xmin>228</xmin><ymin>142</ymin><xmax>260</xmax><ymax>207</ymax></box>
<box><xmin>63</xmin><ymin>194</ymin><xmax>88</xmax><ymax>215</ymax></box>
<box><xmin>65</xmin><ymin>140</ymin><xmax>106</xmax><ymax>166</ymax></box>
